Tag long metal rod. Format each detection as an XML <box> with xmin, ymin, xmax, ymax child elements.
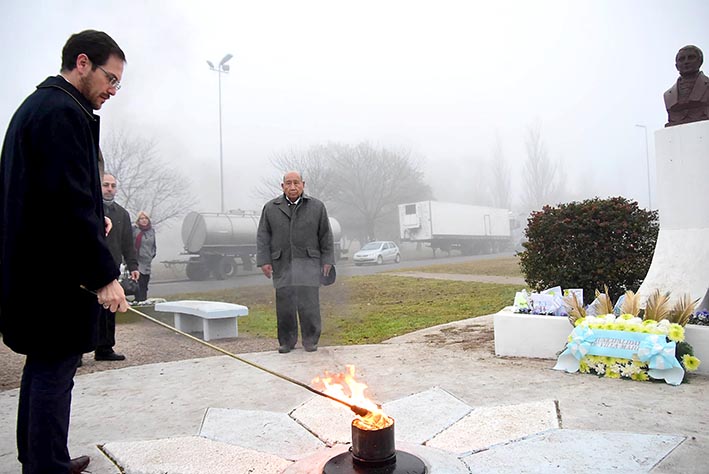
<box><xmin>82</xmin><ymin>288</ymin><xmax>368</xmax><ymax>416</ymax></box>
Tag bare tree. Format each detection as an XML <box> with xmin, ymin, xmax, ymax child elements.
<box><xmin>254</xmin><ymin>142</ymin><xmax>431</xmax><ymax>242</ymax></box>
<box><xmin>329</xmin><ymin>142</ymin><xmax>432</xmax><ymax>241</ymax></box>
<box><xmin>521</xmin><ymin>123</ymin><xmax>565</xmax><ymax>213</ymax></box>
<box><xmin>253</xmin><ymin>143</ymin><xmax>343</xmax><ymax>203</ymax></box>
<box><xmin>488</xmin><ymin>133</ymin><xmax>512</xmax><ymax>209</ymax></box>
<box><xmin>101</xmin><ymin>129</ymin><xmax>199</xmax><ymax>226</ymax></box>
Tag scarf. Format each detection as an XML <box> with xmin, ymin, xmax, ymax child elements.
<box><xmin>135</xmin><ymin>223</ymin><xmax>151</xmax><ymax>251</ymax></box>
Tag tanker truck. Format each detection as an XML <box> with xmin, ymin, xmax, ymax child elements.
<box><xmin>179</xmin><ymin>210</ymin><xmax>344</xmax><ymax>280</ymax></box>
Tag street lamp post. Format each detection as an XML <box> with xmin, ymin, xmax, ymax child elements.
<box><xmin>635</xmin><ymin>124</ymin><xmax>652</xmax><ymax>210</ymax></box>
<box><xmin>207</xmin><ymin>53</ymin><xmax>233</xmax><ymax>213</ymax></box>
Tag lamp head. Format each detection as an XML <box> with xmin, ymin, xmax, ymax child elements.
<box><xmin>220</xmin><ymin>53</ymin><xmax>233</xmax><ymax>66</ymax></box>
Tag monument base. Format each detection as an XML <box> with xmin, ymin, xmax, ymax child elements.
<box><xmin>637</xmin><ymin>120</ymin><xmax>709</xmax><ymax>306</ymax></box>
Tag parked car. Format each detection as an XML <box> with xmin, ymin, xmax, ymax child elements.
<box><xmin>353</xmin><ymin>241</ymin><xmax>401</xmax><ymax>265</ymax></box>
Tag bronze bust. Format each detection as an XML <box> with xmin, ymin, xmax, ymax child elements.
<box><xmin>664</xmin><ymin>45</ymin><xmax>709</xmax><ymax>127</ymax></box>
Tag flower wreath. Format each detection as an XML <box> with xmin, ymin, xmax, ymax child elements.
<box><xmin>562</xmin><ymin>314</ymin><xmax>700</xmax><ymax>383</ymax></box>
<box><xmin>554</xmin><ymin>288</ymin><xmax>701</xmax><ymax>385</ymax></box>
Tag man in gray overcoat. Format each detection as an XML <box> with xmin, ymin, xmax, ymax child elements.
<box><xmin>256</xmin><ymin>171</ymin><xmax>334</xmax><ymax>353</ymax></box>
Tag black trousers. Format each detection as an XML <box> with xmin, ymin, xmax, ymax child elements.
<box><xmin>136</xmin><ymin>272</ymin><xmax>150</xmax><ymax>302</ymax></box>
<box><xmin>96</xmin><ymin>307</ymin><xmax>115</xmax><ymax>354</ymax></box>
<box><xmin>275</xmin><ymin>286</ymin><xmax>321</xmax><ymax>348</ymax></box>
<box><xmin>17</xmin><ymin>353</ymin><xmax>80</xmax><ymax>474</ymax></box>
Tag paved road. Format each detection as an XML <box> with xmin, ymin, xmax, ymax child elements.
<box><xmin>149</xmin><ymin>252</ymin><xmax>516</xmax><ymax>298</ymax></box>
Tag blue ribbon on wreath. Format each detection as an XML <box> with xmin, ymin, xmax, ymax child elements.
<box><xmin>637</xmin><ymin>334</ymin><xmax>677</xmax><ymax>370</ymax></box>
<box><xmin>566</xmin><ymin>326</ymin><xmax>594</xmax><ymax>359</ymax></box>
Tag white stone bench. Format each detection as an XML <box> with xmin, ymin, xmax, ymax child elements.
<box><xmin>154</xmin><ymin>300</ymin><xmax>248</xmax><ymax>341</ymax></box>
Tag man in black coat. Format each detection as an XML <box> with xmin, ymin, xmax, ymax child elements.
<box><xmin>256</xmin><ymin>171</ymin><xmax>335</xmax><ymax>353</ymax></box>
<box><xmin>0</xmin><ymin>30</ymin><xmax>129</xmax><ymax>474</ymax></box>
<box><xmin>96</xmin><ymin>172</ymin><xmax>139</xmax><ymax>361</ymax></box>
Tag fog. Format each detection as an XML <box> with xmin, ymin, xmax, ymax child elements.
<box><xmin>2</xmin><ymin>0</ymin><xmax>708</xmax><ymax>261</ymax></box>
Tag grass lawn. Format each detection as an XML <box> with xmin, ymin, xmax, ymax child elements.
<box><xmin>403</xmin><ymin>255</ymin><xmax>523</xmax><ymax>277</ymax></box>
<box><xmin>152</xmin><ymin>256</ymin><xmax>522</xmax><ymax>346</ymax></box>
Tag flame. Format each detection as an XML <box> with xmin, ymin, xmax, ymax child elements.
<box><xmin>311</xmin><ymin>364</ymin><xmax>392</xmax><ymax>430</ymax></box>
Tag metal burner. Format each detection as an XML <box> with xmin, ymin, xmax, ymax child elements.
<box><xmin>322</xmin><ymin>418</ymin><xmax>427</xmax><ymax>474</ymax></box>
<box><xmin>322</xmin><ymin>449</ymin><xmax>427</xmax><ymax>474</ymax></box>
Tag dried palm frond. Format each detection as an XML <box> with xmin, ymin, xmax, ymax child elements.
<box><xmin>564</xmin><ymin>292</ymin><xmax>586</xmax><ymax>326</ymax></box>
<box><xmin>644</xmin><ymin>289</ymin><xmax>672</xmax><ymax>321</ymax></box>
<box><xmin>591</xmin><ymin>285</ymin><xmax>614</xmax><ymax>315</ymax></box>
<box><xmin>669</xmin><ymin>293</ymin><xmax>699</xmax><ymax>326</ymax></box>
<box><xmin>620</xmin><ymin>290</ymin><xmax>641</xmax><ymax>317</ymax></box>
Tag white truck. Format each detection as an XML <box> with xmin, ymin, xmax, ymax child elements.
<box><xmin>398</xmin><ymin>200</ymin><xmax>513</xmax><ymax>255</ymax></box>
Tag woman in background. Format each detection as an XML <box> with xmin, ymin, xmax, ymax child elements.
<box><xmin>132</xmin><ymin>211</ymin><xmax>157</xmax><ymax>303</ymax></box>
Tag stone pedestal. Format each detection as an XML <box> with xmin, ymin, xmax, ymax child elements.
<box><xmin>637</xmin><ymin>120</ymin><xmax>709</xmax><ymax>306</ymax></box>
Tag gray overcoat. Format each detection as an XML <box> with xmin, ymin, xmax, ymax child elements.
<box><xmin>256</xmin><ymin>193</ymin><xmax>335</xmax><ymax>288</ymax></box>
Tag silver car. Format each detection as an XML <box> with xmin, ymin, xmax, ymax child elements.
<box><xmin>353</xmin><ymin>241</ymin><xmax>401</xmax><ymax>265</ymax></box>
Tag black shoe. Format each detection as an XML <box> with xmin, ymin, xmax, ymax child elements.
<box><xmin>95</xmin><ymin>351</ymin><xmax>126</xmax><ymax>361</ymax></box>
<box><xmin>304</xmin><ymin>345</ymin><xmax>318</xmax><ymax>352</ymax></box>
<box><xmin>278</xmin><ymin>345</ymin><xmax>291</xmax><ymax>354</ymax></box>
<box><xmin>69</xmin><ymin>455</ymin><xmax>90</xmax><ymax>473</ymax></box>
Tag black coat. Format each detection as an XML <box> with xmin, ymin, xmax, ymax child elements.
<box><xmin>256</xmin><ymin>194</ymin><xmax>335</xmax><ymax>288</ymax></box>
<box><xmin>0</xmin><ymin>76</ymin><xmax>118</xmax><ymax>356</ymax></box>
<box><xmin>105</xmin><ymin>201</ymin><xmax>138</xmax><ymax>272</ymax></box>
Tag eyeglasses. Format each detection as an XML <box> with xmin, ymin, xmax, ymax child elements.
<box><xmin>96</xmin><ymin>64</ymin><xmax>121</xmax><ymax>90</ymax></box>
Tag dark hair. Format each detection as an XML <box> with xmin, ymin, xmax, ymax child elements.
<box><xmin>61</xmin><ymin>29</ymin><xmax>126</xmax><ymax>72</ymax></box>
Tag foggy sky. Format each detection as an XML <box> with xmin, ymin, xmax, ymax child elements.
<box><xmin>2</xmin><ymin>0</ymin><xmax>709</xmax><ymax>258</ymax></box>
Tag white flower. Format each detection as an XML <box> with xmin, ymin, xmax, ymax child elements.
<box><xmin>656</xmin><ymin>319</ymin><xmax>671</xmax><ymax>335</ymax></box>
<box><xmin>620</xmin><ymin>363</ymin><xmax>641</xmax><ymax>377</ymax></box>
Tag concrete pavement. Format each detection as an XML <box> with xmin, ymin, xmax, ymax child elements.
<box><xmin>0</xmin><ymin>313</ymin><xmax>707</xmax><ymax>473</ymax></box>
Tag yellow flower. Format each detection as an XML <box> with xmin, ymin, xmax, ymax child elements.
<box><xmin>682</xmin><ymin>355</ymin><xmax>701</xmax><ymax>371</ymax></box>
<box><xmin>606</xmin><ymin>369</ymin><xmax>621</xmax><ymax>379</ymax></box>
<box><xmin>619</xmin><ymin>313</ymin><xmax>634</xmax><ymax>320</ymax></box>
<box><xmin>667</xmin><ymin>324</ymin><xmax>685</xmax><ymax>342</ymax></box>
<box><xmin>631</xmin><ymin>371</ymin><xmax>649</xmax><ymax>381</ymax></box>
<box><xmin>579</xmin><ymin>360</ymin><xmax>590</xmax><ymax>373</ymax></box>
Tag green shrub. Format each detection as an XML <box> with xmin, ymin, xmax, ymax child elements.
<box><xmin>518</xmin><ymin>196</ymin><xmax>658</xmax><ymax>304</ymax></box>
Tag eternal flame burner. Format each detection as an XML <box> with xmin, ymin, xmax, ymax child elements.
<box><xmin>322</xmin><ymin>419</ymin><xmax>427</xmax><ymax>474</ymax></box>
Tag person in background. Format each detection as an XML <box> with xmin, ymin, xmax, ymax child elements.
<box><xmin>256</xmin><ymin>170</ymin><xmax>335</xmax><ymax>353</ymax></box>
<box><xmin>132</xmin><ymin>211</ymin><xmax>157</xmax><ymax>303</ymax></box>
<box><xmin>97</xmin><ymin>172</ymin><xmax>139</xmax><ymax>361</ymax></box>
<box><xmin>0</xmin><ymin>29</ymin><xmax>128</xmax><ymax>474</ymax></box>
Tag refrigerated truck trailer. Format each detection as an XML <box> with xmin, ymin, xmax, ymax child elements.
<box><xmin>398</xmin><ymin>200</ymin><xmax>512</xmax><ymax>255</ymax></box>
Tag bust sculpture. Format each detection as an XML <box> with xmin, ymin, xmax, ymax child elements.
<box><xmin>664</xmin><ymin>45</ymin><xmax>709</xmax><ymax>127</ymax></box>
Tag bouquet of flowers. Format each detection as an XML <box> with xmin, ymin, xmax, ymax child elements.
<box><xmin>554</xmin><ymin>288</ymin><xmax>701</xmax><ymax>385</ymax></box>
